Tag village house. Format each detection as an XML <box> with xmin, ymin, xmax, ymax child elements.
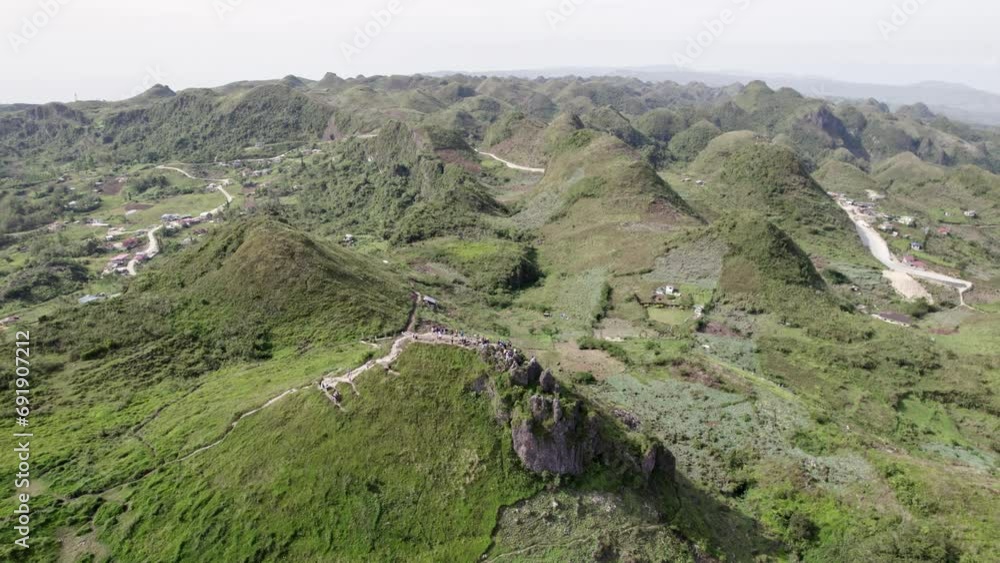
<box><xmin>964</xmin><ymin>210</ymin><xmax>978</xmax><ymax>219</ymax></box>
<box><xmin>108</xmin><ymin>253</ymin><xmax>131</xmax><ymax>268</ymax></box>
<box><xmin>422</xmin><ymin>295</ymin><xmax>439</xmax><ymax>308</ymax></box>
<box><xmin>902</xmin><ymin>255</ymin><xmax>928</xmax><ymax>270</ymax></box>
<box><xmin>898</xmin><ymin>216</ymin><xmax>917</xmax><ymax>227</ymax></box>
<box><xmin>122</xmin><ymin>237</ymin><xmax>141</xmax><ymax>250</ymax></box>
<box><xmin>936</xmin><ymin>227</ymin><xmax>951</xmax><ymax>237</ymax></box>
<box><xmin>0</xmin><ymin>315</ymin><xmax>21</xmax><ymax>327</ymax></box>
<box><xmin>655</xmin><ymin>286</ymin><xmax>680</xmax><ymax>297</ymax></box>
<box><xmin>651</xmin><ymin>285</ymin><xmax>682</xmax><ymax>305</ymax></box>
<box><xmin>910</xmin><ymin>241</ymin><xmax>924</xmax><ymax>252</ymax></box>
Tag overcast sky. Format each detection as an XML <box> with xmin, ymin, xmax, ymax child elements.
<box><xmin>3</xmin><ymin>0</ymin><xmax>999</xmax><ymax>103</ymax></box>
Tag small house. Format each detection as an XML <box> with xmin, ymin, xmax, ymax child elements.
<box><xmin>898</xmin><ymin>216</ymin><xmax>916</xmax><ymax>227</ymax></box>
<box><xmin>964</xmin><ymin>210</ymin><xmax>978</xmax><ymax>219</ymax></box>
<box><xmin>936</xmin><ymin>227</ymin><xmax>951</xmax><ymax>236</ymax></box>
<box><xmin>422</xmin><ymin>296</ymin><xmax>439</xmax><ymax>308</ymax></box>
<box><xmin>910</xmin><ymin>241</ymin><xmax>924</xmax><ymax>251</ymax></box>
<box><xmin>108</xmin><ymin>253</ymin><xmax>131</xmax><ymax>267</ymax></box>
<box><xmin>655</xmin><ymin>286</ymin><xmax>680</xmax><ymax>297</ymax></box>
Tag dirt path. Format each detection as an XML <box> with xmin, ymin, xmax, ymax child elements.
<box><xmin>154</xmin><ymin>165</ymin><xmax>226</xmax><ymax>183</ymax></box>
<box><xmin>475</xmin><ymin>149</ymin><xmax>546</xmax><ymax>174</ymax></box>
<box><xmin>176</xmin><ymin>388</ymin><xmax>301</xmax><ymax>462</ymax></box>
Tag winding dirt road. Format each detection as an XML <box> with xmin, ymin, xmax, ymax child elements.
<box><xmin>475</xmin><ymin>149</ymin><xmax>546</xmax><ymax>174</ymax></box>
<box><xmin>126</xmin><ymin>226</ymin><xmax>162</xmax><ymax>276</ymax></box>
<box><xmin>155</xmin><ymin>165</ymin><xmax>225</xmax><ymax>183</ymax></box>
<box><xmin>837</xmin><ymin>199</ymin><xmax>974</xmax><ymax>304</ymax></box>
<box><xmin>124</xmin><ymin>166</ymin><xmax>233</xmax><ymax>276</ymax></box>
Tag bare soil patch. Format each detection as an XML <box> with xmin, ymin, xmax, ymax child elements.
<box><xmin>550</xmin><ymin>341</ymin><xmax>625</xmax><ymax>380</ymax></box>
<box><xmin>882</xmin><ymin>270</ymin><xmax>933</xmax><ymax>302</ymax></box>
<box><xmin>100</xmin><ymin>178</ymin><xmax>125</xmax><ymax>195</ymax></box>
<box><xmin>436</xmin><ymin>149</ymin><xmax>481</xmax><ymax>174</ymax></box>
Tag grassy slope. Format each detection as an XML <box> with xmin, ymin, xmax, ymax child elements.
<box><xmin>92</xmin><ymin>345</ymin><xmax>539</xmax><ymax>562</ymax></box>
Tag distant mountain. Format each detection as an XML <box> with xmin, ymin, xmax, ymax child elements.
<box><xmin>455</xmin><ymin>65</ymin><xmax>1000</xmax><ymax>127</ymax></box>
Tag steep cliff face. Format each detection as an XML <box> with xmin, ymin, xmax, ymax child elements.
<box><xmin>512</xmin><ymin>395</ymin><xmax>597</xmax><ymax>475</ymax></box>
<box><xmin>476</xmin><ymin>342</ymin><xmax>675</xmax><ymax>482</ymax></box>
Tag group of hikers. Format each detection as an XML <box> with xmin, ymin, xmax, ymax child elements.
<box><xmin>421</xmin><ymin>325</ymin><xmax>528</xmax><ymax>371</ymax></box>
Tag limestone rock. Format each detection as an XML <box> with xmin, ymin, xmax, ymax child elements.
<box><xmin>511</xmin><ymin>357</ymin><xmax>543</xmax><ymax>387</ymax></box>
<box><xmin>540</xmin><ymin>369</ymin><xmax>559</xmax><ymax>394</ymax></box>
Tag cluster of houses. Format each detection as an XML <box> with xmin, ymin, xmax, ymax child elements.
<box><xmin>161</xmin><ymin>212</ymin><xmax>215</xmax><ymax>231</ymax></box>
<box><xmin>647</xmin><ymin>285</ymin><xmax>683</xmax><ymax>306</ymax></box>
<box><xmin>242</xmin><ymin>168</ymin><xmax>271</xmax><ymax>179</ymax></box>
<box><xmin>106</xmin><ymin>253</ymin><xmax>132</xmax><ymax>274</ymax></box>
<box><xmin>101</xmin><ymin>228</ymin><xmax>150</xmax><ymax>275</ymax></box>
<box><xmin>834</xmin><ymin>192</ymin><xmax>976</xmax><ymax>257</ymax></box>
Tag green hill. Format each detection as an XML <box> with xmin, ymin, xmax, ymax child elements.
<box><xmin>520</xmin><ymin>128</ymin><xmax>696</xmax><ymax>231</ymax></box>
<box><xmin>582</xmin><ymin>106</ymin><xmax>649</xmax><ymax>148</ymax></box>
<box><xmin>285</xmin><ymin>120</ymin><xmax>505</xmax><ymax>242</ymax></box>
<box><xmin>689</xmin><ymin>139</ymin><xmax>863</xmax><ymax>260</ymax></box>
<box><xmin>101</xmin><ymin>84</ymin><xmax>333</xmax><ymax>162</ymax></box>
<box><xmin>668</xmin><ymin>120</ymin><xmax>722</xmax><ymax>162</ymax></box>
<box><xmin>713</xmin><ymin>214</ymin><xmax>826</xmax><ymax>312</ymax></box>
<box><xmin>482</xmin><ymin>111</ymin><xmax>548</xmax><ymax>168</ymax></box>
<box><xmin>812</xmin><ymin>160</ymin><xmax>879</xmax><ymax>198</ymax></box>
<box><xmin>44</xmin><ymin>218</ymin><xmax>412</xmax><ymax>382</ymax></box>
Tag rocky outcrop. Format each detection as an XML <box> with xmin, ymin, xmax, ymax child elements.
<box><xmin>641</xmin><ymin>442</ymin><xmax>676</xmax><ymax>481</ymax></box>
<box><xmin>511</xmin><ymin>358</ymin><xmax>543</xmax><ymax>387</ymax></box>
<box><xmin>512</xmin><ymin>395</ymin><xmax>597</xmax><ymax>476</ymax></box>
<box><xmin>472</xmin><ymin>337</ymin><xmax>674</xmax><ymax>483</ymax></box>
<box><xmin>539</xmin><ymin>369</ymin><xmax>559</xmax><ymax>394</ymax></box>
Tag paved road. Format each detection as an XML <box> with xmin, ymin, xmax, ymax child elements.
<box><xmin>475</xmin><ymin>149</ymin><xmax>546</xmax><ymax>174</ymax></box>
<box><xmin>837</xmin><ymin>200</ymin><xmax>974</xmax><ymax>302</ymax></box>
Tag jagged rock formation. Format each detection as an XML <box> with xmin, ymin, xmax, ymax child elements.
<box><xmin>513</xmin><ymin>395</ymin><xmax>596</xmax><ymax>475</ymax></box>
<box><xmin>511</xmin><ymin>358</ymin><xmax>543</xmax><ymax>387</ymax></box>
<box><xmin>474</xmin><ymin>340</ymin><xmax>674</xmax><ymax>481</ymax></box>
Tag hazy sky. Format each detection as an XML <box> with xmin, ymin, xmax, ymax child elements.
<box><xmin>3</xmin><ymin>0</ymin><xmax>999</xmax><ymax>103</ymax></box>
